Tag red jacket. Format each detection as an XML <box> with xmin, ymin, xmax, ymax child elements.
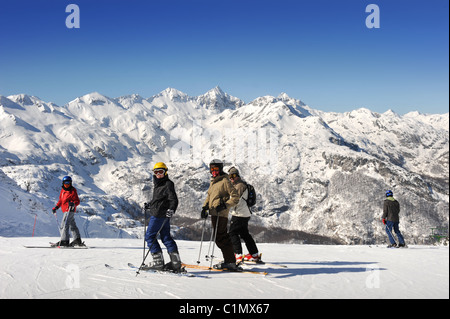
<box><xmin>56</xmin><ymin>186</ymin><xmax>80</xmax><ymax>213</ymax></box>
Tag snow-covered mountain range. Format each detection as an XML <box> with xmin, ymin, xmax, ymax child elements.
<box><xmin>0</xmin><ymin>87</ymin><xmax>448</xmax><ymax>244</ymax></box>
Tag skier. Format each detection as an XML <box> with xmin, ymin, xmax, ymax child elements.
<box><xmin>144</xmin><ymin>162</ymin><xmax>182</xmax><ymax>272</ymax></box>
<box><xmin>228</xmin><ymin>167</ymin><xmax>261</xmax><ymax>263</ymax></box>
<box><xmin>382</xmin><ymin>190</ymin><xmax>406</xmax><ymax>247</ymax></box>
<box><xmin>52</xmin><ymin>176</ymin><xmax>83</xmax><ymax>247</ymax></box>
<box><xmin>201</xmin><ymin>159</ymin><xmax>240</xmax><ymax>270</ymax></box>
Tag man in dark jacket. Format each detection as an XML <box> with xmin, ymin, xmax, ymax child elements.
<box><xmin>382</xmin><ymin>190</ymin><xmax>406</xmax><ymax>247</ymax></box>
<box><xmin>144</xmin><ymin>162</ymin><xmax>181</xmax><ymax>271</ymax></box>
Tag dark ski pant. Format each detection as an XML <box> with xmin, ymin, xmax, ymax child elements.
<box><xmin>385</xmin><ymin>220</ymin><xmax>405</xmax><ymax>245</ymax></box>
<box><xmin>60</xmin><ymin>211</ymin><xmax>81</xmax><ymax>242</ymax></box>
<box><xmin>145</xmin><ymin>216</ymin><xmax>178</xmax><ymax>254</ymax></box>
<box><xmin>211</xmin><ymin>215</ymin><xmax>235</xmax><ymax>264</ymax></box>
<box><xmin>229</xmin><ymin>216</ymin><xmax>258</xmax><ymax>255</ymax></box>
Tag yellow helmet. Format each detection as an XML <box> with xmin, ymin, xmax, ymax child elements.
<box><xmin>153</xmin><ymin>162</ymin><xmax>168</xmax><ymax>175</ymax></box>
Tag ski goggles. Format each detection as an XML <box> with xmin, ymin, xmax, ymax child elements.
<box><xmin>63</xmin><ymin>181</ymin><xmax>72</xmax><ymax>184</ymax></box>
<box><xmin>153</xmin><ymin>169</ymin><xmax>166</xmax><ymax>175</ymax></box>
<box><xmin>210</xmin><ymin>166</ymin><xmax>220</xmax><ymax>172</ymax></box>
<box><xmin>229</xmin><ymin>173</ymin><xmax>238</xmax><ymax>179</ymax></box>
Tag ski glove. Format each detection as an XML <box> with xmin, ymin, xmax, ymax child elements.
<box><xmin>201</xmin><ymin>206</ymin><xmax>209</xmax><ymax>219</ymax></box>
<box><xmin>215</xmin><ymin>198</ymin><xmax>227</xmax><ymax>214</ymax></box>
<box><xmin>166</xmin><ymin>209</ymin><xmax>175</xmax><ymax>218</ymax></box>
<box><xmin>382</xmin><ymin>218</ymin><xmax>386</xmax><ymax>225</ymax></box>
<box><xmin>144</xmin><ymin>202</ymin><xmax>151</xmax><ymax>210</ymax></box>
<box><xmin>68</xmin><ymin>202</ymin><xmax>75</xmax><ymax>212</ymax></box>
<box><xmin>52</xmin><ymin>206</ymin><xmax>59</xmax><ymax>214</ymax></box>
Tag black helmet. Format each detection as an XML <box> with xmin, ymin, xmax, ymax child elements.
<box><xmin>209</xmin><ymin>159</ymin><xmax>224</xmax><ymax>173</ymax></box>
<box><xmin>62</xmin><ymin>176</ymin><xmax>72</xmax><ymax>185</ymax></box>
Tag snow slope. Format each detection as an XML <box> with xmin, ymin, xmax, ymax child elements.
<box><xmin>0</xmin><ymin>237</ymin><xmax>448</xmax><ymax>299</ymax></box>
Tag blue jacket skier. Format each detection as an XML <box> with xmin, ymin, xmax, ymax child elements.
<box><xmin>144</xmin><ymin>162</ymin><xmax>181</xmax><ymax>272</ymax></box>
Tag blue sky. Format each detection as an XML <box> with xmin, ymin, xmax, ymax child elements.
<box><xmin>0</xmin><ymin>0</ymin><xmax>448</xmax><ymax>114</ymax></box>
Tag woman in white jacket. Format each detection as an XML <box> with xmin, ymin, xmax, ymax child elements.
<box><xmin>228</xmin><ymin>167</ymin><xmax>260</xmax><ymax>263</ymax></box>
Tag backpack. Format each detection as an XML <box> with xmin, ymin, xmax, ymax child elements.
<box><xmin>243</xmin><ymin>182</ymin><xmax>257</xmax><ymax>208</ymax></box>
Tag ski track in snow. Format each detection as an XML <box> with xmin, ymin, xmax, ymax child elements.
<box><xmin>0</xmin><ymin>237</ymin><xmax>448</xmax><ymax>299</ymax></box>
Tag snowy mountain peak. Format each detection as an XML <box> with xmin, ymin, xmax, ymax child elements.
<box><xmin>156</xmin><ymin>88</ymin><xmax>189</xmax><ymax>101</ymax></box>
<box><xmin>114</xmin><ymin>94</ymin><xmax>146</xmax><ymax>109</ymax></box>
<box><xmin>75</xmin><ymin>92</ymin><xmax>117</xmax><ymax>106</ymax></box>
<box><xmin>7</xmin><ymin>94</ymin><xmax>36</xmax><ymax>106</ymax></box>
<box><xmin>0</xmin><ymin>95</ymin><xmax>25</xmax><ymax>110</ymax></box>
<box><xmin>196</xmin><ymin>86</ymin><xmax>244</xmax><ymax>111</ymax></box>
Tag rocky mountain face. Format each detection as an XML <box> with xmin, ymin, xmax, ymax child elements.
<box><xmin>0</xmin><ymin>87</ymin><xmax>448</xmax><ymax>244</ymax></box>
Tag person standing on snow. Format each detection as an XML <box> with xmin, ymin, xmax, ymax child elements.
<box><xmin>52</xmin><ymin>176</ymin><xmax>83</xmax><ymax>247</ymax></box>
<box><xmin>228</xmin><ymin>167</ymin><xmax>261</xmax><ymax>263</ymax></box>
<box><xmin>144</xmin><ymin>162</ymin><xmax>182</xmax><ymax>272</ymax></box>
<box><xmin>382</xmin><ymin>190</ymin><xmax>406</xmax><ymax>248</ymax></box>
<box><xmin>201</xmin><ymin>159</ymin><xmax>240</xmax><ymax>270</ymax></box>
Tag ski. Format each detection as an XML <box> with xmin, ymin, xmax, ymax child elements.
<box><xmin>24</xmin><ymin>244</ymin><xmax>88</xmax><ymax>249</ymax></box>
<box><xmin>129</xmin><ymin>263</ymin><xmax>197</xmax><ymax>278</ymax></box>
<box><xmin>181</xmin><ymin>263</ymin><xmax>268</xmax><ymax>275</ymax></box>
<box><xmin>105</xmin><ymin>263</ymin><xmax>208</xmax><ymax>278</ymax></box>
<box><xmin>241</xmin><ymin>260</ymin><xmax>287</xmax><ymax>268</ymax></box>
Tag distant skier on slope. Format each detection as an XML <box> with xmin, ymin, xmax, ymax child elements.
<box><xmin>144</xmin><ymin>162</ymin><xmax>182</xmax><ymax>272</ymax></box>
<box><xmin>52</xmin><ymin>176</ymin><xmax>83</xmax><ymax>247</ymax></box>
<box><xmin>382</xmin><ymin>190</ymin><xmax>406</xmax><ymax>248</ymax></box>
<box><xmin>201</xmin><ymin>159</ymin><xmax>240</xmax><ymax>271</ymax></box>
<box><xmin>228</xmin><ymin>167</ymin><xmax>261</xmax><ymax>263</ymax></box>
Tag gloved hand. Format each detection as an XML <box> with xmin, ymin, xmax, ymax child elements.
<box><xmin>68</xmin><ymin>202</ymin><xmax>75</xmax><ymax>212</ymax></box>
<box><xmin>201</xmin><ymin>206</ymin><xmax>209</xmax><ymax>219</ymax></box>
<box><xmin>166</xmin><ymin>209</ymin><xmax>175</xmax><ymax>218</ymax></box>
<box><xmin>144</xmin><ymin>202</ymin><xmax>151</xmax><ymax>210</ymax></box>
<box><xmin>52</xmin><ymin>206</ymin><xmax>59</xmax><ymax>215</ymax></box>
<box><xmin>215</xmin><ymin>198</ymin><xmax>227</xmax><ymax>213</ymax></box>
<box><xmin>382</xmin><ymin>218</ymin><xmax>386</xmax><ymax>225</ymax></box>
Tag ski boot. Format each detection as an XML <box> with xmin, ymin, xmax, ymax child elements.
<box><xmin>52</xmin><ymin>240</ymin><xmax>69</xmax><ymax>247</ymax></box>
<box><xmin>244</xmin><ymin>253</ymin><xmax>262</xmax><ymax>262</ymax></box>
<box><xmin>145</xmin><ymin>252</ymin><xmax>165</xmax><ymax>271</ymax></box>
<box><xmin>213</xmin><ymin>262</ymin><xmax>241</xmax><ymax>272</ymax></box>
<box><xmin>163</xmin><ymin>251</ymin><xmax>184</xmax><ymax>273</ymax></box>
<box><xmin>69</xmin><ymin>238</ymin><xmax>85</xmax><ymax>247</ymax></box>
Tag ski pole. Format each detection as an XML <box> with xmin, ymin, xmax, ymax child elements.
<box><xmin>136</xmin><ymin>217</ymin><xmax>168</xmax><ymax>277</ymax></box>
<box><xmin>196</xmin><ymin>217</ymin><xmax>207</xmax><ymax>264</ymax></box>
<box><xmin>208</xmin><ymin>215</ymin><xmax>221</xmax><ymax>270</ymax></box>
<box><xmin>205</xmin><ymin>216</ymin><xmax>215</xmax><ymax>261</ymax></box>
<box><xmin>32</xmin><ymin>214</ymin><xmax>37</xmax><ymax>237</ymax></box>
<box><xmin>142</xmin><ymin>205</ymin><xmax>147</xmax><ymax>265</ymax></box>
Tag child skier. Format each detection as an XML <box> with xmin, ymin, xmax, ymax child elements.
<box><xmin>52</xmin><ymin>176</ymin><xmax>83</xmax><ymax>247</ymax></box>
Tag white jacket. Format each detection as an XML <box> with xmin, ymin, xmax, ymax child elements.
<box><xmin>230</xmin><ymin>183</ymin><xmax>251</xmax><ymax>218</ymax></box>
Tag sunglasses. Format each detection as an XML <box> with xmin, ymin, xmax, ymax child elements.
<box><xmin>154</xmin><ymin>169</ymin><xmax>165</xmax><ymax>175</ymax></box>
